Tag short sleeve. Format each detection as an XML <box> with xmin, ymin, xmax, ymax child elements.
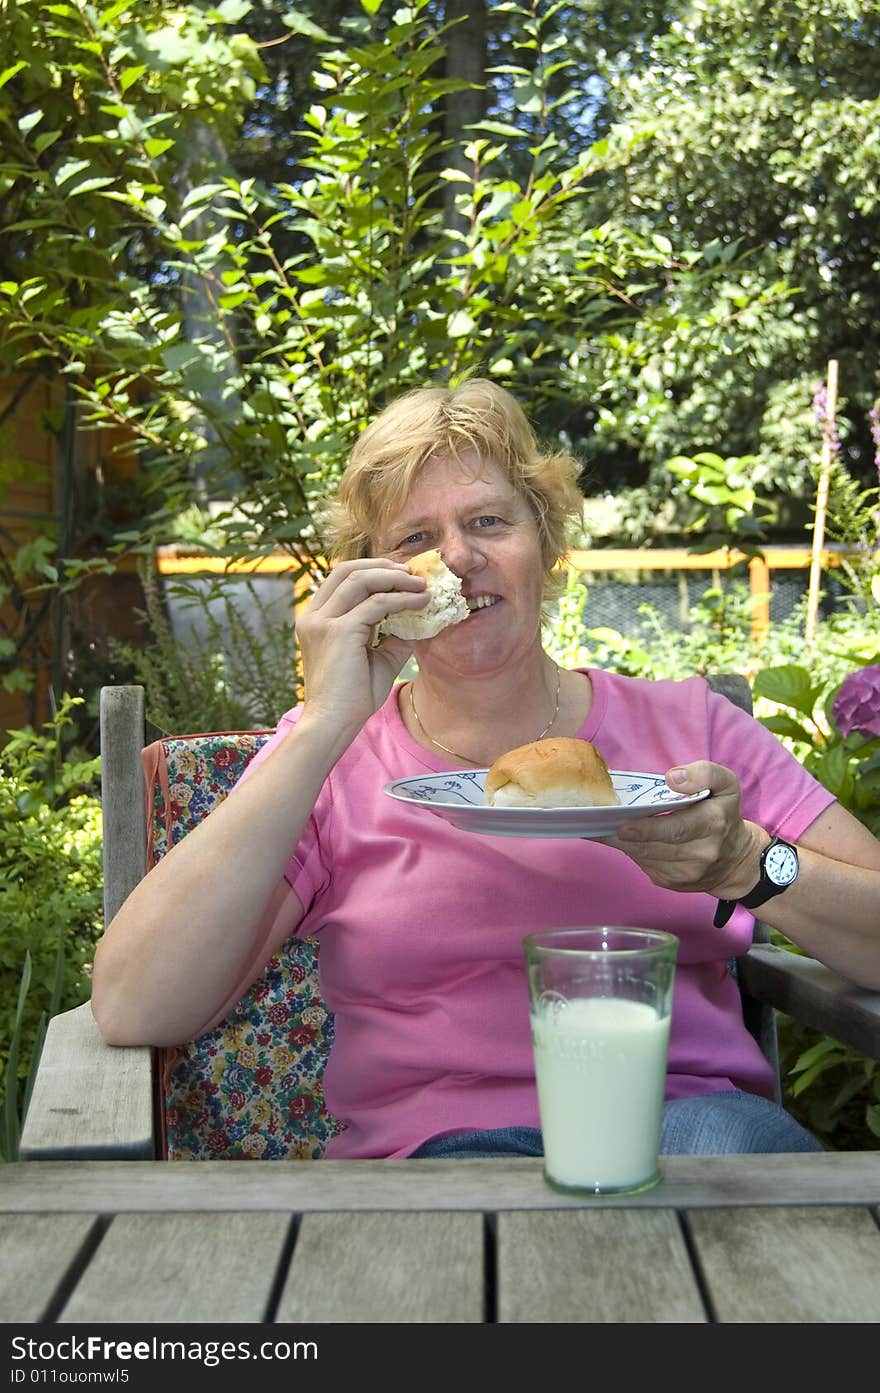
<box><xmin>230</xmin><ymin>704</ymin><xmax>333</xmax><ymax>923</ymax></box>
<box><xmin>706</xmin><ymin>687</ymin><xmax>836</xmax><ymax>841</ymax></box>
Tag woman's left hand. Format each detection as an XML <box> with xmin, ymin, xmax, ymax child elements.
<box><xmin>600</xmin><ymin>761</ymin><xmax>766</xmax><ymax>898</ymax></box>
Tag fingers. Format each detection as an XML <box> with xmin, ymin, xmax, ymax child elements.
<box><xmin>600</xmin><ymin>761</ymin><xmax>753</xmax><ymax>895</ymax></box>
<box><xmin>307</xmin><ymin>558</ymin><xmax>425</xmax><ymax>620</ymax></box>
<box><xmin>297</xmin><ymin>560</ymin><xmax>428</xmax><ymax>650</ymax></box>
<box><xmin>615</xmin><ymin>809</ymin><xmax>715</xmax><ymax>846</ymax></box>
<box><xmin>665</xmin><ymin>761</ymin><xmax>738</xmax><ymax>798</ymax></box>
<box><xmin>600</xmin><ymin>823</ymin><xmax>725</xmax><ymax>890</ymax></box>
<box><xmin>612</xmin><ymin>762</ymin><xmax>737</xmax><ymax>846</ymax></box>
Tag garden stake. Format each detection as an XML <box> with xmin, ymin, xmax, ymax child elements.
<box><xmin>806</xmin><ymin>357</ymin><xmax>839</xmax><ymax>644</ymax></box>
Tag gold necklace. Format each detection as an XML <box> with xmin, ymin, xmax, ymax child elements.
<box><xmin>408</xmin><ymin>665</ymin><xmax>562</xmax><ymax>765</ymax></box>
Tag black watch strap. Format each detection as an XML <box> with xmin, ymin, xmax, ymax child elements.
<box><xmin>713</xmin><ymin>898</ymin><xmax>738</xmax><ymax>928</ymax></box>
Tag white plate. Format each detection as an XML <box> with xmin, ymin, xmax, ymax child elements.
<box><xmin>382</xmin><ymin>769</ymin><xmax>710</xmax><ymax>839</ymax></box>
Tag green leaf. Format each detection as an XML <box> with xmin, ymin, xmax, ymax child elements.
<box><xmin>146</xmin><ymin>28</ymin><xmax>196</xmax><ymax>64</ymax></box>
<box><xmin>752</xmin><ymin>665</ymin><xmax>817</xmax><ymax>716</ymax></box>
<box><xmin>54</xmin><ymin>159</ymin><xmax>92</xmax><ymax>188</ymax></box>
<box><xmin>447</xmin><ymin>309</ymin><xmax>476</xmax><ymax>337</ymax></box>
<box><xmin>215</xmin><ymin>0</ymin><xmax>251</xmax><ymax>20</ymax></box>
<box><xmin>18</xmin><ymin>110</ymin><xmax>44</xmax><ymax>135</ymax></box>
<box><xmin>119</xmin><ymin>66</ymin><xmax>147</xmax><ymax>92</ymax></box>
<box><xmin>811</xmin><ymin>743</ymin><xmax>852</xmax><ymax>799</ymax></box>
<box><xmin>0</xmin><ymin>62</ymin><xmax>27</xmax><ymax>90</ymax></box>
<box><xmin>359</xmin><ymin>0</ymin><xmax>384</xmax><ymax>14</ymax></box>
<box><xmin>67</xmin><ymin>176</ymin><xmax>116</xmax><ymax>197</ymax></box>
<box><xmin>759</xmin><ymin>714</ymin><xmax>815</xmax><ymax>745</ymax></box>
<box><xmin>790</xmin><ymin>1037</ymin><xmax>841</xmax><ymax>1073</ymax></box>
<box><xmin>33</xmin><ymin>131</ymin><xmax>62</xmax><ymax>155</ymax></box>
<box><xmin>282</xmin><ymin>10</ymin><xmax>333</xmax><ymax>41</ymax></box>
<box><xmin>468</xmin><ymin>120</ymin><xmax>523</xmax><ymax>139</ymax></box>
<box><xmin>144</xmin><ymin>138</ymin><xmax>175</xmax><ymax>158</ymax></box>
<box><xmin>180</xmin><ymin>183</ymin><xmax>229</xmax><ymax>210</ymax></box>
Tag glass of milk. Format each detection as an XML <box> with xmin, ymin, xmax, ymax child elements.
<box><xmin>523</xmin><ymin>928</ymin><xmax>678</xmax><ymax>1196</ymax></box>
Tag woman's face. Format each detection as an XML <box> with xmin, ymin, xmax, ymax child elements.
<box><xmin>373</xmin><ymin>452</ymin><xmax>546</xmax><ymax>675</ymax></box>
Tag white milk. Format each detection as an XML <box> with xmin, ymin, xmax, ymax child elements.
<box><xmin>531</xmin><ymin>996</ymin><xmax>670</xmax><ymax>1192</ymax></box>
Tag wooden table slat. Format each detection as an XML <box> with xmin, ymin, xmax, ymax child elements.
<box><xmin>276</xmin><ymin>1212</ymin><xmax>484</xmax><ymax>1323</ymax></box>
<box><xmin>4</xmin><ymin>1153</ymin><xmax>880</xmax><ymax>1213</ymax></box>
<box><xmin>58</xmin><ymin>1212</ymin><xmax>290</xmax><ymax>1325</ymax></box>
<box><xmin>0</xmin><ymin>1213</ymin><xmax>98</xmax><ymax>1323</ymax></box>
<box><xmin>688</xmin><ymin>1206</ymin><xmax>880</xmax><ymax>1323</ymax></box>
<box><xmin>497</xmin><ymin>1210</ymin><xmax>707</xmax><ymax>1323</ymax></box>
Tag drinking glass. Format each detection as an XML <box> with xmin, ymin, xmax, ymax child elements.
<box><xmin>523</xmin><ymin>927</ymin><xmax>678</xmax><ymax>1196</ymax></box>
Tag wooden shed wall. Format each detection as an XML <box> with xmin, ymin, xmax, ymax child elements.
<box><xmin>0</xmin><ymin>373</ymin><xmax>62</xmax><ymax>731</ymax></box>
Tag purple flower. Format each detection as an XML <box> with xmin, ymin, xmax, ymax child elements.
<box><xmin>832</xmin><ymin>666</ymin><xmax>880</xmax><ymax>739</ymax></box>
<box><xmin>870</xmin><ymin>403</ymin><xmax>880</xmax><ymax>464</ymax></box>
<box><xmin>812</xmin><ymin>382</ymin><xmax>840</xmax><ymax>456</ymax></box>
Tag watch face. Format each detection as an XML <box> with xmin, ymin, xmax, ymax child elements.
<box><xmin>765</xmin><ymin>841</ymin><xmax>798</xmax><ymax>888</ymax></box>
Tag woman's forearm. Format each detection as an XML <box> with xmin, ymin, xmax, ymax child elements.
<box><xmin>754</xmin><ymin>847</ymin><xmax>880</xmax><ymax>991</ymax></box>
<box><xmin>90</xmin><ymin>711</ymin><xmax>353</xmax><ymax>1046</ymax></box>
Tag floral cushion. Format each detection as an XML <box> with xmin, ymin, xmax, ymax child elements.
<box><xmin>143</xmin><ymin>730</ymin><xmax>340</xmax><ymax>1160</ymax></box>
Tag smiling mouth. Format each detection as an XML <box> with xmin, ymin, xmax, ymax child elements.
<box><xmin>465</xmin><ymin>595</ymin><xmax>501</xmax><ymax>613</ymax></box>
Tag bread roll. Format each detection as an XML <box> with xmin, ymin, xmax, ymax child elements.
<box><xmin>378</xmin><ymin>549</ymin><xmax>469</xmax><ymax>640</ymax></box>
<box><xmin>484</xmin><ymin>736</ymin><xmax>620</xmax><ymax>808</ymax></box>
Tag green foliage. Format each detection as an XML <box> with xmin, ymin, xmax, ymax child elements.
<box><xmin>110</xmin><ymin>559</ymin><xmax>299</xmax><ymax>733</ymax></box>
<box><xmin>666</xmin><ymin>452</ymin><xmax>767</xmax><ymax>552</ymax></box>
<box><xmin>0</xmin><ymin>0</ymin><xmax>795</xmax><ymax>594</ymax></box>
<box><xmin>753</xmin><ymin>433</ymin><xmax>880</xmax><ymax>838</ymax></box>
<box><xmin>819</xmin><ymin>459</ymin><xmax>880</xmax><ymax>612</ymax></box>
<box><xmin>1</xmin><ymin>946</ymin><xmax>65</xmax><ymax>1162</ymax></box>
<box><xmin>0</xmin><ymin>697</ymin><xmax>103</xmax><ymax>1149</ymax></box>
<box><xmin>544</xmin><ymin>575</ymin><xmax>826</xmax><ymax>682</ymax></box>
<box><xmin>596</xmin><ymin>0</ymin><xmax>880</xmax><ymax>502</ymax></box>
<box><xmin>752</xmin><ymin>628</ymin><xmax>880</xmax><ymax>1150</ymax></box>
<box><xmin>777</xmin><ymin>1031</ymin><xmax>880</xmax><ymax>1149</ymax></box>
<box><xmin>754</xmin><ymin>657</ymin><xmax>880</xmax><ymax>841</ymax></box>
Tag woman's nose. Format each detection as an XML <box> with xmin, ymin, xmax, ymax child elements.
<box><xmin>439</xmin><ymin>528</ymin><xmax>486</xmax><ymax>577</ymax></box>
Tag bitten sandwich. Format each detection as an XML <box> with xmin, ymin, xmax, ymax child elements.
<box><xmin>378</xmin><ymin>548</ymin><xmax>469</xmax><ymax>641</ymax></box>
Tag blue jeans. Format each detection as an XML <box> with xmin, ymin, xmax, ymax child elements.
<box><xmin>410</xmin><ymin>1090</ymin><xmax>823</xmax><ymax>1159</ymax></box>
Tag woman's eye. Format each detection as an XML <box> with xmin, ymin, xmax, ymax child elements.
<box><xmin>475</xmin><ymin>515</ymin><xmax>499</xmax><ymax>528</ymax></box>
<box><xmin>399</xmin><ymin>532</ymin><xmax>426</xmax><ymax>547</ymax></box>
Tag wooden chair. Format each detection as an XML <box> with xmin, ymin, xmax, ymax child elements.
<box><xmin>19</xmin><ymin>679</ymin><xmax>880</xmax><ymax>1160</ymax></box>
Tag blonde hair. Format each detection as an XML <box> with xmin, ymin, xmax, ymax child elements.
<box><xmin>321</xmin><ymin>379</ymin><xmax>584</xmax><ymax>597</ymax></box>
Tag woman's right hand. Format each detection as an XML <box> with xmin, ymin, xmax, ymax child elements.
<box><xmin>295</xmin><ymin>558</ymin><xmax>427</xmax><ymax>735</ymax></box>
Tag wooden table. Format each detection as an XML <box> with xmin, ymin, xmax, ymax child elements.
<box><xmin>3</xmin><ymin>1154</ymin><xmax>880</xmax><ymax>1324</ymax></box>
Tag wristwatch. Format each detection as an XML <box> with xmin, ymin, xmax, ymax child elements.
<box><xmin>713</xmin><ymin>836</ymin><xmax>799</xmax><ymax>928</ymax></box>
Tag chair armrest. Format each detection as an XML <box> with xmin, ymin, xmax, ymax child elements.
<box><xmin>19</xmin><ymin>1003</ymin><xmax>156</xmax><ymax>1160</ymax></box>
<box><xmin>738</xmin><ymin>944</ymin><xmax>880</xmax><ymax>1062</ymax></box>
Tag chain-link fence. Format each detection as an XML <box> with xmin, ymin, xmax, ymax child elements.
<box><xmin>575</xmin><ymin>567</ymin><xmax>848</xmax><ymax>639</ymax></box>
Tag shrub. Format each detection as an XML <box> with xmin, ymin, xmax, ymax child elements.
<box><xmin>0</xmin><ymin>696</ymin><xmax>103</xmax><ymax>1154</ymax></box>
<box><xmin>111</xmin><ymin>560</ymin><xmax>299</xmax><ymax>734</ymax></box>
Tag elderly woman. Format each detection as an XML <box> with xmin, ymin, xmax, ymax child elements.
<box><xmin>91</xmin><ymin>378</ymin><xmax>880</xmax><ymax>1160</ymax></box>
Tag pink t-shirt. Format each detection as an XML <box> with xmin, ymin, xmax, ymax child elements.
<box><xmin>229</xmin><ymin>669</ymin><xmax>835</xmax><ymax>1159</ymax></box>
